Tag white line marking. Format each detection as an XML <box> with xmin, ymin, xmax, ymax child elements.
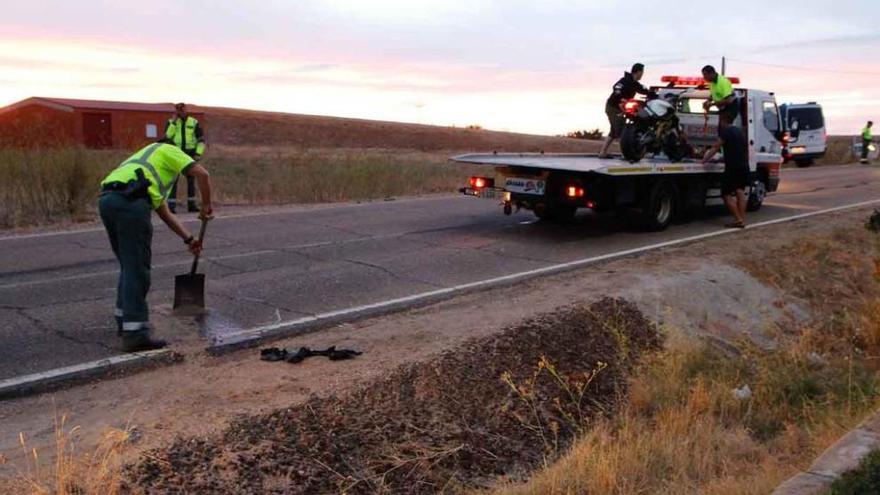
<box><xmin>0</xmin><ymin>226</ymin><xmax>443</xmax><ymax>290</ymax></box>
<box><xmin>214</xmin><ymin>198</ymin><xmax>880</xmax><ymax>347</ymax></box>
<box><xmin>0</xmin><ymin>195</ymin><xmax>461</xmax><ymax>242</ymax></box>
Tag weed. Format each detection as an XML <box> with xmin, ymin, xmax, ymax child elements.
<box><xmin>491</xmin><ymin>329</ymin><xmax>880</xmax><ymax>495</ymax></box>
<box><xmin>7</xmin><ymin>413</ymin><xmax>131</xmax><ymax>495</ymax></box>
<box><xmin>829</xmin><ymin>448</ymin><xmax>880</xmax><ymax>495</ymax></box>
<box><xmin>0</xmin><ymin>145</ymin><xmax>480</xmax><ymax>229</ymax></box>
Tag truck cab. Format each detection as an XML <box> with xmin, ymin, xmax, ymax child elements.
<box><xmin>652</xmin><ymin>76</ymin><xmax>784</xmax><ymax>194</ymax></box>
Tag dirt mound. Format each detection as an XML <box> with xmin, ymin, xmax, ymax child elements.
<box><xmin>127</xmin><ymin>298</ymin><xmax>661</xmax><ymax>494</ymax></box>
<box><xmin>205</xmin><ymin>107</ymin><xmax>602</xmax><ymax>152</ymax></box>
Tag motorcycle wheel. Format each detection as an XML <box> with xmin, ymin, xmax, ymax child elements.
<box><xmin>663</xmin><ymin>131</ymin><xmax>689</xmax><ymax>162</ymax></box>
<box><xmin>620</xmin><ymin>126</ymin><xmax>645</xmax><ymax>162</ymax></box>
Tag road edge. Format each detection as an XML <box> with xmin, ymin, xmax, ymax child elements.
<box><xmin>209</xmin><ymin>198</ymin><xmax>880</xmax><ymax>353</ymax></box>
<box><xmin>772</xmin><ymin>409</ymin><xmax>880</xmax><ymax>495</ymax></box>
<box><xmin>0</xmin><ymin>349</ymin><xmax>181</xmax><ymax>400</ymax></box>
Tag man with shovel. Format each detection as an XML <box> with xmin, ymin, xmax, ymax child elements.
<box><xmin>99</xmin><ymin>142</ymin><xmax>214</xmax><ymax>352</ymax></box>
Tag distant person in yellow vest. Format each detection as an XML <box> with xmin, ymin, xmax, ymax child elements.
<box><xmin>99</xmin><ymin>142</ymin><xmax>214</xmax><ymax>351</ymax></box>
<box><xmin>862</xmin><ymin>121</ymin><xmax>873</xmax><ymax>164</ymax></box>
<box><xmin>164</xmin><ymin>103</ymin><xmax>206</xmax><ymax>213</ymax></box>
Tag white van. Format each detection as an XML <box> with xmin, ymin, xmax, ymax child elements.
<box><xmin>780</xmin><ymin>103</ymin><xmax>826</xmax><ymax>167</ymax></box>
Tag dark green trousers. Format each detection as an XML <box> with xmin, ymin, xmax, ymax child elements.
<box><xmin>98</xmin><ymin>192</ymin><xmax>153</xmax><ymax>333</ymax></box>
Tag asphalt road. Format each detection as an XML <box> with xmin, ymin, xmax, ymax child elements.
<box><xmin>1</xmin><ymin>164</ymin><xmax>879</xmax><ymax>380</ymax></box>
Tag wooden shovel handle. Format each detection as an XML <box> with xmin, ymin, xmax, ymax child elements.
<box><xmin>190</xmin><ymin>218</ymin><xmax>208</xmax><ymax>275</ymax></box>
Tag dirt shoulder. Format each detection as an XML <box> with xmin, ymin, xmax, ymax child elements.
<box><xmin>0</xmin><ymin>207</ymin><xmax>874</xmax><ymax>488</ymax></box>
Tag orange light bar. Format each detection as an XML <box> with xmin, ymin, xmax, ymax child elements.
<box><xmin>661</xmin><ymin>75</ymin><xmax>740</xmax><ymax>86</ymax></box>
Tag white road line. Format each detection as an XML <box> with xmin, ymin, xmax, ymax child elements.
<box><xmin>0</xmin><ymin>228</ymin><xmax>432</xmax><ymax>290</ymax></box>
<box><xmin>0</xmin><ymin>195</ymin><xmax>461</xmax><ymax>242</ymax></box>
<box><xmin>214</xmin><ymin>198</ymin><xmax>880</xmax><ymax>348</ymax></box>
<box><xmin>0</xmin><ymin>249</ymin><xmax>275</xmax><ymax>290</ymax></box>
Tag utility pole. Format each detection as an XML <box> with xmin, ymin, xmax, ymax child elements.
<box><xmin>721</xmin><ymin>56</ymin><xmax>726</xmax><ymax>75</ymax></box>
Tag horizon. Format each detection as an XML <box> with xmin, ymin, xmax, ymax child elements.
<box><xmin>2</xmin><ymin>1</ymin><xmax>879</xmax><ymax>136</ymax></box>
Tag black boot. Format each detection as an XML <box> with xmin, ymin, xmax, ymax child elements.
<box><xmin>121</xmin><ymin>331</ymin><xmax>167</xmax><ymax>352</ymax></box>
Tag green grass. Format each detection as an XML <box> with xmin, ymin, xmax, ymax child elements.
<box><xmin>829</xmin><ymin>449</ymin><xmax>880</xmax><ymax>495</ymax></box>
<box><xmin>0</xmin><ymin>146</ymin><xmax>479</xmax><ymax>229</ymax></box>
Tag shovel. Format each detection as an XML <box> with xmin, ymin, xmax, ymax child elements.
<box><xmin>173</xmin><ymin>219</ymin><xmax>208</xmax><ymax>313</ymax></box>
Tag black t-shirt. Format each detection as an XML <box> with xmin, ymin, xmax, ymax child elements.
<box><xmin>605</xmin><ymin>72</ymin><xmax>652</xmax><ymax>108</ymax></box>
<box><xmin>720</xmin><ymin>126</ymin><xmax>748</xmax><ymax>171</ymax></box>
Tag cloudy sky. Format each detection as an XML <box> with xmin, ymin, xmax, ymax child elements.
<box><xmin>2</xmin><ymin>1</ymin><xmax>879</xmax><ymax>135</ymax></box>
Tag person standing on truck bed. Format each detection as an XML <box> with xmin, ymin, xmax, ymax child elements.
<box><xmin>99</xmin><ymin>142</ymin><xmax>214</xmax><ymax>352</ymax></box>
<box><xmin>164</xmin><ymin>103</ymin><xmax>206</xmax><ymax>213</ymax></box>
<box><xmin>702</xmin><ymin>125</ymin><xmax>749</xmax><ymax>228</ymax></box>
<box><xmin>598</xmin><ymin>63</ymin><xmax>655</xmax><ymax>159</ymax></box>
<box><xmin>862</xmin><ymin>121</ymin><xmax>873</xmax><ymax>164</ymax></box>
<box><xmin>701</xmin><ymin>65</ymin><xmax>738</xmax><ymax>130</ymax></box>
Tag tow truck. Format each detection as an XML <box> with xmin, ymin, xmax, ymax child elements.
<box><xmin>454</xmin><ymin>75</ymin><xmax>784</xmax><ymax>230</ymax></box>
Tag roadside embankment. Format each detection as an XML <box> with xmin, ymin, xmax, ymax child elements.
<box><xmin>2</xmin><ymin>207</ymin><xmax>880</xmax><ymax>494</ymax></box>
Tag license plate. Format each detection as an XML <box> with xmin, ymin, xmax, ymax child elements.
<box><xmin>504</xmin><ymin>177</ymin><xmax>546</xmax><ymax>196</ymax></box>
<box><xmin>463</xmin><ymin>187</ymin><xmax>498</xmax><ymax>199</ymax></box>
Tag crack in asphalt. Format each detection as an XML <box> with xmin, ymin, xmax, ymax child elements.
<box><xmin>210</xmin><ymin>290</ymin><xmax>313</xmax><ymax>318</ymax></box>
<box><xmin>14</xmin><ymin>308</ymin><xmax>116</xmax><ymax>352</ymax></box>
<box><xmin>341</xmin><ymin>257</ymin><xmax>444</xmax><ymax>289</ymax></box>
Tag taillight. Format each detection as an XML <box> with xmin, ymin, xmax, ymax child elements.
<box><xmin>566</xmin><ymin>185</ymin><xmax>585</xmax><ymax>198</ymax></box>
<box><xmin>623</xmin><ymin>100</ymin><xmax>640</xmax><ymax>115</ymax></box>
<box><xmin>469</xmin><ymin>176</ymin><xmax>494</xmax><ymax>189</ymax></box>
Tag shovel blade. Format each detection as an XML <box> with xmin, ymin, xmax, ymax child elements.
<box><xmin>173</xmin><ymin>273</ymin><xmax>205</xmax><ymax>313</ymax></box>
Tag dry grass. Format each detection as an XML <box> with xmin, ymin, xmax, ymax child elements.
<box><xmin>205</xmin><ymin>145</ymin><xmax>480</xmax><ymax>205</ymax></box>
<box><xmin>489</xmin><ymin>333</ymin><xmax>879</xmax><ymax>495</ymax></box>
<box><xmin>204</xmin><ymin>106</ymin><xmax>602</xmax><ymax>152</ymax></box>
<box><xmin>738</xmin><ymin>223</ymin><xmax>880</xmax><ymax>358</ymax></box>
<box><xmin>490</xmin><ymin>217</ymin><xmax>880</xmax><ymax>495</ymax></box>
<box><xmin>0</xmin><ymin>145</ymin><xmax>480</xmax><ymax>228</ymax></box>
<box><xmin>2</xmin><ymin>414</ymin><xmax>131</xmax><ymax>495</ymax></box>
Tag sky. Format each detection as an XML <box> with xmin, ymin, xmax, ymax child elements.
<box><xmin>2</xmin><ymin>1</ymin><xmax>879</xmax><ymax>136</ymax></box>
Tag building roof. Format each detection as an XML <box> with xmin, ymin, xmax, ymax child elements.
<box><xmin>0</xmin><ymin>97</ymin><xmax>204</xmax><ymax>114</ymax></box>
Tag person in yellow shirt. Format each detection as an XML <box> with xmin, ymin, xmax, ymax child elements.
<box><xmin>163</xmin><ymin>103</ymin><xmax>206</xmax><ymax>213</ymax></box>
<box><xmin>862</xmin><ymin>121</ymin><xmax>873</xmax><ymax>164</ymax></box>
<box><xmin>701</xmin><ymin>65</ymin><xmax>738</xmax><ymax>131</ymax></box>
<box><xmin>99</xmin><ymin>142</ymin><xmax>214</xmax><ymax>351</ymax></box>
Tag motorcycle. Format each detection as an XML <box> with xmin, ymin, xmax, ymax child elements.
<box><xmin>619</xmin><ymin>93</ymin><xmax>693</xmax><ymax>163</ymax></box>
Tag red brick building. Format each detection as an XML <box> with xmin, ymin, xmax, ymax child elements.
<box><xmin>0</xmin><ymin>97</ymin><xmax>205</xmax><ymax>149</ymax></box>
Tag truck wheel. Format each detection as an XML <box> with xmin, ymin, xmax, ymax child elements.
<box><xmin>795</xmin><ymin>159</ymin><xmax>813</xmax><ymax>168</ymax></box>
<box><xmin>642</xmin><ymin>181</ymin><xmax>676</xmax><ymax>231</ymax></box>
<box><xmin>534</xmin><ymin>204</ymin><xmax>577</xmax><ymax>222</ymax></box>
<box><xmin>747</xmin><ymin>179</ymin><xmax>767</xmax><ymax>212</ymax></box>
<box><xmin>620</xmin><ymin>126</ymin><xmax>645</xmax><ymax>162</ymax></box>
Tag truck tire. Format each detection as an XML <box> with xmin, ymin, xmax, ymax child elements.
<box><xmin>641</xmin><ymin>180</ymin><xmax>676</xmax><ymax>231</ymax></box>
<box><xmin>795</xmin><ymin>159</ymin><xmax>813</xmax><ymax>168</ymax></box>
<box><xmin>534</xmin><ymin>204</ymin><xmax>577</xmax><ymax>222</ymax></box>
<box><xmin>747</xmin><ymin>179</ymin><xmax>767</xmax><ymax>212</ymax></box>
<box><xmin>620</xmin><ymin>126</ymin><xmax>645</xmax><ymax>162</ymax></box>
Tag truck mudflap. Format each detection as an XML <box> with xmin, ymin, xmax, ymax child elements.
<box><xmin>763</xmin><ymin>162</ymin><xmax>782</xmax><ymax>192</ymax></box>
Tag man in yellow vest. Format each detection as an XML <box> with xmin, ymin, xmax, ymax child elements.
<box><xmin>862</xmin><ymin>121</ymin><xmax>873</xmax><ymax>164</ymax></box>
<box><xmin>99</xmin><ymin>142</ymin><xmax>214</xmax><ymax>351</ymax></box>
<box><xmin>701</xmin><ymin>65</ymin><xmax>738</xmax><ymax>131</ymax></box>
<box><xmin>164</xmin><ymin>103</ymin><xmax>206</xmax><ymax>213</ymax></box>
